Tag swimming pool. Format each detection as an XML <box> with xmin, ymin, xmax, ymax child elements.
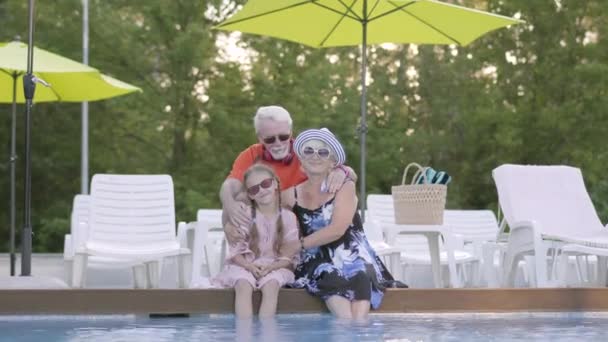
<box><xmin>1</xmin><ymin>312</ymin><xmax>607</xmax><ymax>342</ymax></box>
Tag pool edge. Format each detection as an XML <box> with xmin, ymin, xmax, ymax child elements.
<box><xmin>2</xmin><ymin>288</ymin><xmax>608</xmax><ymax>314</ymax></box>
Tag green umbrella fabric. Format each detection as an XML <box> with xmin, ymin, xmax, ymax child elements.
<box><xmin>216</xmin><ymin>0</ymin><xmax>523</xmax><ymax>221</ymax></box>
<box><xmin>0</xmin><ymin>41</ymin><xmax>140</xmax><ymax>102</ymax></box>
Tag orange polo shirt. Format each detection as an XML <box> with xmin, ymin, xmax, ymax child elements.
<box><xmin>227</xmin><ymin>143</ymin><xmax>307</xmax><ymax>190</ymax></box>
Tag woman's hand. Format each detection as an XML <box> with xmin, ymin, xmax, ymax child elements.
<box><xmin>282</xmin><ymin>239</ymin><xmax>302</xmax><ymax>259</ymax></box>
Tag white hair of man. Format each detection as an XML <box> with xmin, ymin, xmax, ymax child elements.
<box><xmin>253</xmin><ymin>105</ymin><xmax>293</xmax><ymax>133</ymax></box>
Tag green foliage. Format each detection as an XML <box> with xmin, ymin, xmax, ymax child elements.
<box><xmin>1</xmin><ymin>0</ymin><xmax>607</xmax><ymax>252</ymax></box>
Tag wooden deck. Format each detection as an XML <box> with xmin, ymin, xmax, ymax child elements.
<box><xmin>2</xmin><ymin>288</ymin><xmax>608</xmax><ymax>314</ymax></box>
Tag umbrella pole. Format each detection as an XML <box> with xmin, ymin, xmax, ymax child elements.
<box><xmin>21</xmin><ymin>0</ymin><xmax>37</xmax><ymax>276</ymax></box>
<box><xmin>81</xmin><ymin>0</ymin><xmax>90</xmax><ymax>195</ymax></box>
<box><xmin>359</xmin><ymin>1</ymin><xmax>368</xmax><ymax>222</ymax></box>
<box><xmin>9</xmin><ymin>74</ymin><xmax>17</xmax><ymax>276</ymax></box>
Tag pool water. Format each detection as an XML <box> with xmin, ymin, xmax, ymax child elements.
<box><xmin>1</xmin><ymin>312</ymin><xmax>607</xmax><ymax>342</ymax></box>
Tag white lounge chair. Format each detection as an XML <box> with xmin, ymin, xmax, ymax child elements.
<box><xmin>63</xmin><ymin>194</ymin><xmax>145</xmax><ymax>288</ymax></box>
<box><xmin>493</xmin><ymin>164</ymin><xmax>608</xmax><ymax>287</ymax></box>
<box><xmin>63</xmin><ymin>194</ymin><xmax>91</xmax><ymax>273</ymax></box>
<box><xmin>558</xmin><ymin>244</ymin><xmax>605</xmax><ymax>286</ymax></box>
<box><xmin>72</xmin><ymin>174</ymin><xmax>190</xmax><ymax>289</ymax></box>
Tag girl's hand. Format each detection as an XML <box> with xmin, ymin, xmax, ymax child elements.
<box><xmin>246</xmin><ymin>263</ymin><xmax>264</xmax><ymax>279</ymax></box>
<box><xmin>259</xmin><ymin>263</ymin><xmax>276</xmax><ymax>278</ymax></box>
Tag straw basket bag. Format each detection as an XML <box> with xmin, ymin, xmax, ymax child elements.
<box><xmin>391</xmin><ymin>162</ymin><xmax>447</xmax><ymax>225</ymax></box>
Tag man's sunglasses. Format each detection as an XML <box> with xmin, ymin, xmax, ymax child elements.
<box><xmin>262</xmin><ymin>134</ymin><xmax>291</xmax><ymax>144</ymax></box>
<box><xmin>302</xmin><ymin>146</ymin><xmax>331</xmax><ymax>159</ymax></box>
<box><xmin>247</xmin><ymin>178</ymin><xmax>274</xmax><ymax>196</ymax></box>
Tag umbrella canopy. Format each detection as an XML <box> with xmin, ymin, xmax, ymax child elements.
<box><xmin>0</xmin><ymin>41</ymin><xmax>140</xmax><ymax>102</ymax></box>
<box><xmin>0</xmin><ymin>41</ymin><xmax>141</xmax><ymax>276</ymax></box>
<box><xmin>216</xmin><ymin>0</ymin><xmax>521</xmax><ymax>47</ymax></box>
<box><xmin>216</xmin><ymin>0</ymin><xmax>523</xmax><ymax>220</ymax></box>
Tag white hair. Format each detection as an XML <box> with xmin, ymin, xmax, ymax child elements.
<box><xmin>253</xmin><ymin>105</ymin><xmax>293</xmax><ymax>133</ymax></box>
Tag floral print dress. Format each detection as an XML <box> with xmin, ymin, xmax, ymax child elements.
<box><xmin>290</xmin><ymin>195</ymin><xmax>403</xmax><ymax>309</ymax></box>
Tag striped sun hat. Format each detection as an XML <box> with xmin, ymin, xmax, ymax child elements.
<box><xmin>294</xmin><ymin>128</ymin><xmax>346</xmax><ymax>165</ymax></box>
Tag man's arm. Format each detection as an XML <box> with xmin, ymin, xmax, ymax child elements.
<box><xmin>342</xmin><ymin>165</ymin><xmax>357</xmax><ymax>182</ymax></box>
<box><xmin>220</xmin><ymin>177</ymin><xmax>244</xmax><ymax>210</ymax></box>
<box><xmin>220</xmin><ymin>146</ymin><xmax>257</xmax><ymax>241</ymax></box>
<box><xmin>219</xmin><ymin>178</ymin><xmax>251</xmax><ymax>242</ymax></box>
<box><xmin>325</xmin><ymin>165</ymin><xmax>357</xmax><ymax>193</ymax></box>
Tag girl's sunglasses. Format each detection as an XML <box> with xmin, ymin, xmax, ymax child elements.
<box><xmin>302</xmin><ymin>146</ymin><xmax>331</xmax><ymax>159</ymax></box>
<box><xmin>247</xmin><ymin>178</ymin><xmax>274</xmax><ymax>196</ymax></box>
<box><xmin>262</xmin><ymin>134</ymin><xmax>291</xmax><ymax>144</ymax></box>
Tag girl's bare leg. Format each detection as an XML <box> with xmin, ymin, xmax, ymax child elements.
<box><xmin>259</xmin><ymin>280</ymin><xmax>280</xmax><ymax>318</ymax></box>
<box><xmin>235</xmin><ymin>279</ymin><xmax>254</xmax><ymax>318</ymax></box>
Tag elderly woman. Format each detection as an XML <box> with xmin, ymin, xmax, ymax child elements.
<box><xmin>282</xmin><ymin>128</ymin><xmax>404</xmax><ymax>320</ymax></box>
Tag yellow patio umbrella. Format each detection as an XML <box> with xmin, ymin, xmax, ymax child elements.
<box><xmin>0</xmin><ymin>41</ymin><xmax>140</xmax><ymax>102</ymax></box>
<box><xmin>0</xmin><ymin>41</ymin><xmax>141</xmax><ymax>276</ymax></box>
<box><xmin>216</xmin><ymin>0</ymin><xmax>524</xmax><ymax>220</ymax></box>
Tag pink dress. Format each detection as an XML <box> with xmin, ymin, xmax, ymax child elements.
<box><xmin>213</xmin><ymin>209</ymin><xmax>299</xmax><ymax>289</ymax></box>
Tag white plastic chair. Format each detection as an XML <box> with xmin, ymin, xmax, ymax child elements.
<box><xmin>63</xmin><ymin>194</ymin><xmax>146</xmax><ymax>288</ymax></box>
<box><xmin>72</xmin><ymin>174</ymin><xmax>190</xmax><ymax>289</ymax></box>
<box><xmin>177</xmin><ymin>209</ymin><xmax>226</xmax><ymax>287</ymax></box>
<box><xmin>443</xmin><ymin>210</ymin><xmax>501</xmax><ymax>287</ymax></box>
<box><xmin>493</xmin><ymin>164</ymin><xmax>608</xmax><ymax>287</ymax></box>
<box><xmin>362</xmin><ymin>218</ymin><xmax>403</xmax><ymax>281</ymax></box>
<box><xmin>367</xmin><ymin>194</ymin><xmax>475</xmax><ymax>288</ymax></box>
<box><xmin>197</xmin><ymin>209</ymin><xmax>227</xmax><ymax>275</ymax></box>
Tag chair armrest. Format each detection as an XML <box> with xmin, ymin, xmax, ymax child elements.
<box><xmin>510</xmin><ymin>220</ymin><xmax>539</xmax><ymax>231</ymax></box>
<box><xmin>370</xmin><ymin>241</ymin><xmax>407</xmax><ymax>256</ymax></box>
<box><xmin>177</xmin><ymin>221</ymin><xmax>195</xmax><ymax>249</ymax></box>
<box><xmin>450</xmin><ymin>233</ymin><xmax>466</xmax><ymax>250</ymax></box>
<box><xmin>63</xmin><ymin>234</ymin><xmax>73</xmax><ymax>260</ymax></box>
<box><xmin>495</xmin><ymin>217</ymin><xmax>509</xmax><ymax>242</ymax></box>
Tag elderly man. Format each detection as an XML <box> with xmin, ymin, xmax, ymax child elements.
<box><xmin>220</xmin><ymin>105</ymin><xmax>355</xmax><ymax>241</ymax></box>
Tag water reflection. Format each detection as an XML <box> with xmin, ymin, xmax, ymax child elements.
<box><xmin>234</xmin><ymin>316</ymin><xmax>290</xmax><ymax>342</ymax></box>
<box><xmin>235</xmin><ymin>318</ymin><xmax>253</xmax><ymax>342</ymax></box>
<box><xmin>4</xmin><ymin>313</ymin><xmax>608</xmax><ymax>341</ymax></box>
<box><xmin>260</xmin><ymin>317</ymin><xmax>288</xmax><ymax>342</ymax></box>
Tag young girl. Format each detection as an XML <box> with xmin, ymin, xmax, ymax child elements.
<box><xmin>213</xmin><ymin>164</ymin><xmax>299</xmax><ymax>318</ymax></box>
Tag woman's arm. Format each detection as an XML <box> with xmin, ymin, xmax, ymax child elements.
<box><xmin>302</xmin><ymin>181</ymin><xmax>357</xmax><ymax>249</ymax></box>
<box><xmin>263</xmin><ymin>211</ymin><xmax>300</xmax><ymax>275</ymax></box>
<box><xmin>281</xmin><ymin>186</ymin><xmax>296</xmax><ymax>209</ymax></box>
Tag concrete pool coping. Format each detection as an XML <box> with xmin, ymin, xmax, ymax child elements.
<box><xmin>1</xmin><ymin>288</ymin><xmax>608</xmax><ymax>315</ymax></box>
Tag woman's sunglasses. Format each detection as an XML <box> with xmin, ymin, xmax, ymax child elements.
<box><xmin>247</xmin><ymin>178</ymin><xmax>274</xmax><ymax>196</ymax></box>
<box><xmin>302</xmin><ymin>146</ymin><xmax>331</xmax><ymax>159</ymax></box>
<box><xmin>262</xmin><ymin>134</ymin><xmax>291</xmax><ymax>144</ymax></box>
